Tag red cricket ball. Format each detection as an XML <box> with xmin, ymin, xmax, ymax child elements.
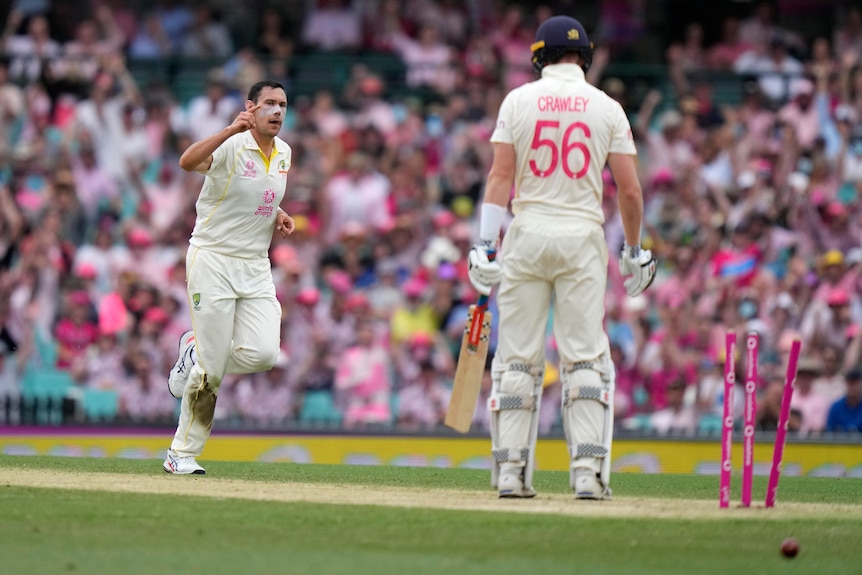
<box><xmin>781</xmin><ymin>537</ymin><xmax>799</xmax><ymax>558</ymax></box>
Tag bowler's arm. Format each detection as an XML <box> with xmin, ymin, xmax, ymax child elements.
<box><xmin>179</xmin><ymin>126</ymin><xmax>236</xmax><ymax>173</ymax></box>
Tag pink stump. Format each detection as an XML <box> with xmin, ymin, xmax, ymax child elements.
<box><xmin>742</xmin><ymin>332</ymin><xmax>758</xmax><ymax>507</ymax></box>
<box><xmin>765</xmin><ymin>339</ymin><xmax>802</xmax><ymax>508</ymax></box>
<box><xmin>720</xmin><ymin>331</ymin><xmax>736</xmax><ymax>508</ymax></box>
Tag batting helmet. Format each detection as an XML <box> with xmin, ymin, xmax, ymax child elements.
<box><xmin>530</xmin><ymin>15</ymin><xmax>594</xmax><ymax>75</ymax></box>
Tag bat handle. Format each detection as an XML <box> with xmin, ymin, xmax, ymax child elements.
<box><xmin>476</xmin><ymin>249</ymin><xmax>497</xmax><ymax>311</ymax></box>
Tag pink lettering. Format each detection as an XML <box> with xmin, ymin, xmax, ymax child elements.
<box><xmin>537</xmin><ymin>96</ymin><xmax>589</xmax><ymax>112</ymax></box>
<box><xmin>254</xmin><ymin>205</ymin><xmax>274</xmax><ymax>217</ymax></box>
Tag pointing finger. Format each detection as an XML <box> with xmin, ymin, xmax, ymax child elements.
<box><xmin>249</xmin><ymin>103</ymin><xmax>262</xmax><ymax>113</ymax></box>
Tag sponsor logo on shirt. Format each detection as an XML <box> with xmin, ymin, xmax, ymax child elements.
<box><xmin>243</xmin><ymin>160</ymin><xmax>257</xmax><ymax>178</ymax></box>
<box><xmin>255</xmin><ymin>189</ymin><xmax>277</xmax><ymax>217</ymax></box>
<box><xmin>278</xmin><ymin>159</ymin><xmax>288</xmax><ymax>176</ymax></box>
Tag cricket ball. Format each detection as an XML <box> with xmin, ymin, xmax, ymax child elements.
<box><xmin>780</xmin><ymin>537</ymin><xmax>799</xmax><ymax>558</ymax></box>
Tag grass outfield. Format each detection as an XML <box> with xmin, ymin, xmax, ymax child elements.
<box><xmin>0</xmin><ymin>455</ymin><xmax>860</xmax><ymax>575</ymax></box>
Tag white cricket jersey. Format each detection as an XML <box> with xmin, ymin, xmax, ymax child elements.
<box><xmin>490</xmin><ymin>63</ymin><xmax>636</xmax><ymax>223</ymax></box>
<box><xmin>190</xmin><ymin>131</ymin><xmax>291</xmax><ymax>258</ymax></box>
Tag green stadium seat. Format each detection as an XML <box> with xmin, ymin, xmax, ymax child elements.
<box><xmin>298</xmin><ymin>389</ymin><xmax>342</xmax><ymax>425</ymax></box>
<box><xmin>34</xmin><ymin>330</ymin><xmax>57</xmax><ymax>367</ymax></box>
<box><xmin>698</xmin><ymin>413</ymin><xmax>724</xmax><ymax>436</ymax></box>
<box><xmin>82</xmin><ymin>389</ymin><xmax>119</xmax><ymax>422</ymax></box>
<box><xmin>21</xmin><ymin>368</ymin><xmax>75</xmax><ymax>425</ymax></box>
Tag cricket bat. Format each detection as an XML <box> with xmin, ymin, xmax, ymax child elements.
<box><xmin>445</xmin><ymin>253</ymin><xmax>495</xmax><ymax>433</ymax></box>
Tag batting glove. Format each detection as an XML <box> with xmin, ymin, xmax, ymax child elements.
<box><xmin>467</xmin><ymin>243</ymin><xmax>501</xmax><ymax>296</ymax></box>
<box><xmin>619</xmin><ymin>244</ymin><xmax>657</xmax><ymax>297</ymax></box>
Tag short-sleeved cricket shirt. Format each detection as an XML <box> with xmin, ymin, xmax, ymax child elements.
<box><xmin>190</xmin><ymin>131</ymin><xmax>291</xmax><ymax>259</ymax></box>
<box><xmin>490</xmin><ymin>63</ymin><xmax>636</xmax><ymax>223</ymax></box>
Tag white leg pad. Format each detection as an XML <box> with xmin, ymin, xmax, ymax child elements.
<box><xmin>489</xmin><ymin>360</ymin><xmax>543</xmax><ymax>490</ymax></box>
<box><xmin>561</xmin><ymin>354</ymin><xmax>614</xmax><ymax>496</ymax></box>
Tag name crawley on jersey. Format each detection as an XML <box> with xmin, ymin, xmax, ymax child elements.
<box><xmin>537</xmin><ymin>95</ymin><xmax>590</xmax><ymax>112</ymax></box>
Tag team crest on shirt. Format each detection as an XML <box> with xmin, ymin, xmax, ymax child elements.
<box><xmin>242</xmin><ymin>160</ymin><xmax>257</xmax><ymax>178</ymax></box>
<box><xmin>278</xmin><ymin>159</ymin><xmax>288</xmax><ymax>174</ymax></box>
<box><xmin>192</xmin><ymin>293</ymin><xmax>201</xmax><ymax>310</ymax></box>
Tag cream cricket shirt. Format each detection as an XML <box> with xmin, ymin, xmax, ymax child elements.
<box><xmin>491</xmin><ymin>63</ymin><xmax>636</xmax><ymax>224</ymax></box>
<box><xmin>190</xmin><ymin>131</ymin><xmax>291</xmax><ymax>258</ymax></box>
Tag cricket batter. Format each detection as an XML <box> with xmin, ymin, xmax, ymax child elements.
<box><xmin>163</xmin><ymin>80</ymin><xmax>295</xmax><ymax>474</ymax></box>
<box><xmin>468</xmin><ymin>16</ymin><xmax>656</xmax><ymax>498</ymax></box>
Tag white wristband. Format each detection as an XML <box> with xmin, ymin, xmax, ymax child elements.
<box><xmin>479</xmin><ymin>203</ymin><xmax>506</xmax><ymax>244</ymax></box>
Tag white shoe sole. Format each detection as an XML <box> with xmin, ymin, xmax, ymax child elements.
<box><xmin>168</xmin><ymin>331</ymin><xmax>194</xmax><ymax>399</ymax></box>
<box><xmin>163</xmin><ymin>464</ymin><xmax>206</xmax><ymax>475</ymax></box>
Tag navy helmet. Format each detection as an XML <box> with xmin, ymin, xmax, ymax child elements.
<box><xmin>530</xmin><ymin>15</ymin><xmax>594</xmax><ymax>75</ymax></box>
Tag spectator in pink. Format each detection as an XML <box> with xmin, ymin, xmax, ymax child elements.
<box><xmin>119</xmin><ymin>346</ymin><xmax>176</xmax><ymax>423</ymax></box>
<box><xmin>706</xmin><ymin>16</ymin><xmax>753</xmax><ymax>69</ymax></box>
<box><xmin>811</xmin><ymin>250</ymin><xmax>860</xmax><ymax>304</ymax></box>
<box><xmin>182</xmin><ymin>73</ymin><xmax>240</xmax><ymax>144</ymax></box>
<box><xmin>321</xmin><ymin>152</ymin><xmax>390</xmax><ymax>245</ymax></box>
<box><xmin>302</xmin><ymin>0</ymin><xmax>362</xmax><ymax>52</ymax></box>
<box><xmin>71</xmin><ymin>329</ymin><xmax>124</xmax><ymax>390</ymax></box>
<box><xmin>285</xmin><ymin>286</ymin><xmax>327</xmax><ymax>389</ymax></box>
<box><xmin>639</xmin><ymin>291</ymin><xmax>699</xmax><ymax>411</ymax></box>
<box><xmin>777</xmin><ymin>77</ymin><xmax>821</xmax><ymax>152</ymax></box>
<box><xmin>317</xmin><ymin>269</ymin><xmax>356</xmax><ymax>357</ymax></box>
<box><xmin>635</xmin><ymin>94</ymin><xmax>696</xmax><ymax>181</ymax></box>
<box><xmin>232</xmin><ymin>353</ymin><xmax>296</xmax><ymax>424</ymax></box>
<box><xmin>491</xmin><ymin>5</ymin><xmax>534</xmax><ymax>92</ymax></box>
<box><xmin>335</xmin><ymin>319</ymin><xmax>392</xmax><ymax>427</ymax></box>
<box><xmin>110</xmin><ymin>226</ymin><xmax>172</xmax><ymax>292</ymax></box>
<box><xmin>54</xmin><ymin>290</ymin><xmax>99</xmax><ymax>370</ymax></box>
<box><xmin>833</xmin><ymin>5</ymin><xmax>862</xmax><ymax>60</ymax></box>
<box><xmin>396</xmin><ymin>354</ymin><xmax>450</xmax><ymax>429</ymax></box>
<box><xmin>388</xmin><ymin>23</ymin><xmax>454</xmax><ymax>95</ymax></box>
<box><xmin>707</xmin><ymin>219</ymin><xmax>764</xmax><ymax>295</ymax></box>
<box><xmin>800</xmin><ymin>286</ymin><xmax>858</xmax><ymax>356</ymax></box>
<box><xmin>666</xmin><ymin>22</ymin><xmax>706</xmax><ymax>73</ymax></box>
<box><xmin>789</xmin><ymin>356</ymin><xmax>831</xmax><ymax>435</ymax></box>
<box><xmin>141</xmin><ymin>163</ymin><xmax>192</xmax><ymax>237</ymax></box>
<box><xmin>70</xmin><ymin>138</ymin><xmax>120</xmax><ymax>227</ymax></box>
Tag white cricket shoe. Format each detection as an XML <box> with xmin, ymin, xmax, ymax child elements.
<box><xmin>498</xmin><ymin>468</ymin><xmax>537</xmax><ymax>498</ymax></box>
<box><xmin>163</xmin><ymin>450</ymin><xmax>206</xmax><ymax>475</ymax></box>
<box><xmin>168</xmin><ymin>331</ymin><xmax>195</xmax><ymax>399</ymax></box>
<box><xmin>573</xmin><ymin>468</ymin><xmax>609</xmax><ymax>500</ymax></box>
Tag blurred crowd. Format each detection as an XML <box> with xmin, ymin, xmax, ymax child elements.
<box><xmin>0</xmin><ymin>0</ymin><xmax>861</xmax><ymax>437</ymax></box>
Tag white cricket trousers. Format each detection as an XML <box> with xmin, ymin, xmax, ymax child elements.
<box><xmin>171</xmin><ymin>247</ymin><xmax>282</xmax><ymax>458</ymax></box>
<box><xmin>495</xmin><ymin>213</ymin><xmax>609</xmax><ymax>467</ymax></box>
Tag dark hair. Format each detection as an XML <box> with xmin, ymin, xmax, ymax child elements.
<box><xmin>247</xmin><ymin>80</ymin><xmax>286</xmax><ymax>103</ymax></box>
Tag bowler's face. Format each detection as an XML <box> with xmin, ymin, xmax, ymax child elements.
<box><xmin>254</xmin><ymin>87</ymin><xmax>288</xmax><ymax>137</ymax></box>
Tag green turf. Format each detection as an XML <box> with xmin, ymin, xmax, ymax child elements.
<box><xmin>2</xmin><ymin>454</ymin><xmax>860</xmax><ymax>503</ymax></box>
<box><xmin>1</xmin><ymin>455</ymin><xmax>861</xmax><ymax>575</ymax></box>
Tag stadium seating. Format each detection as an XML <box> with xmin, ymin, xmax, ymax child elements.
<box><xmin>298</xmin><ymin>389</ymin><xmax>342</xmax><ymax>426</ymax></box>
<box><xmin>697</xmin><ymin>413</ymin><xmax>724</xmax><ymax>436</ymax></box>
<box><xmin>82</xmin><ymin>389</ymin><xmax>119</xmax><ymax>423</ymax></box>
<box><xmin>20</xmin><ymin>368</ymin><xmax>76</xmax><ymax>425</ymax></box>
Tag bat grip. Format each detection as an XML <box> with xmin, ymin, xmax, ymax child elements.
<box><xmin>476</xmin><ymin>249</ymin><xmax>497</xmax><ymax>311</ymax></box>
